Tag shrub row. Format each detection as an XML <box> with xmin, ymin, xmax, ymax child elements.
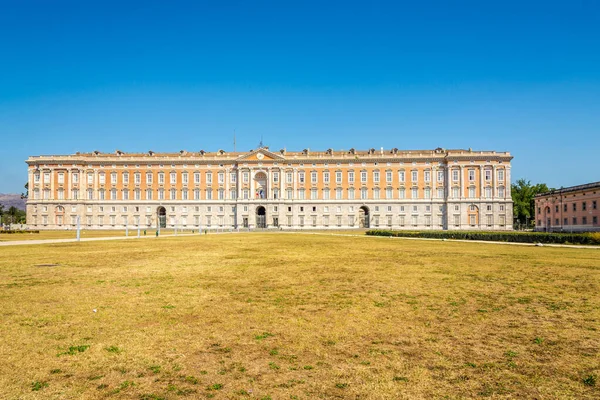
<box><xmin>0</xmin><ymin>230</ymin><xmax>40</xmax><ymax>235</ymax></box>
<box><xmin>366</xmin><ymin>229</ymin><xmax>600</xmax><ymax>245</ymax></box>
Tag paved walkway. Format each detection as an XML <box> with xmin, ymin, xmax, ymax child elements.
<box><xmin>1</xmin><ymin>230</ymin><xmax>598</xmax><ymax>250</ymax></box>
<box><xmin>0</xmin><ymin>233</ymin><xmax>203</xmax><ymax>246</ymax></box>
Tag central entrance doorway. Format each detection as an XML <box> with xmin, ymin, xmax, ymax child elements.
<box><xmin>359</xmin><ymin>206</ymin><xmax>370</xmax><ymax>228</ymax></box>
<box><xmin>157</xmin><ymin>206</ymin><xmax>166</xmax><ymax>229</ymax></box>
<box><xmin>256</xmin><ymin>206</ymin><xmax>266</xmax><ymax>228</ymax></box>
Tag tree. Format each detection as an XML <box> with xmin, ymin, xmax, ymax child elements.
<box><xmin>511</xmin><ymin>179</ymin><xmax>549</xmax><ymax>228</ymax></box>
<box><xmin>21</xmin><ymin>182</ymin><xmax>28</xmax><ymax>200</ymax></box>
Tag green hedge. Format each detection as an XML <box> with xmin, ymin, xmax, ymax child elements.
<box><xmin>365</xmin><ymin>230</ymin><xmax>600</xmax><ymax>245</ymax></box>
<box><xmin>0</xmin><ymin>230</ymin><xmax>40</xmax><ymax>234</ymax></box>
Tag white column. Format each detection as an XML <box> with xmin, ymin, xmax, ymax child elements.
<box><xmin>459</xmin><ymin>166</ymin><xmax>464</xmax><ymax>199</ymax></box>
<box><xmin>293</xmin><ymin>168</ymin><xmax>298</xmax><ymax>199</ymax></box>
<box><xmin>67</xmin><ymin>169</ymin><xmax>72</xmax><ymax>200</ymax></box>
<box><xmin>492</xmin><ymin>165</ymin><xmax>497</xmax><ymax>200</ymax></box>
<box><xmin>267</xmin><ymin>167</ymin><xmax>272</xmax><ymax>199</ymax></box>
<box><xmin>250</xmin><ymin>168</ymin><xmax>255</xmax><ymax>199</ymax></box>
<box><xmin>506</xmin><ymin>166</ymin><xmax>511</xmax><ymax>198</ymax></box>
<box><xmin>431</xmin><ymin>166</ymin><xmax>436</xmax><ymax>196</ymax></box>
<box><xmin>479</xmin><ymin>165</ymin><xmax>484</xmax><ymax>200</ymax></box>
<box><xmin>447</xmin><ymin>165</ymin><xmax>452</xmax><ymax>200</ymax></box>
<box><xmin>225</xmin><ymin>167</ymin><xmax>230</xmax><ymax>199</ymax></box>
<box><xmin>49</xmin><ymin>168</ymin><xmax>55</xmax><ymax>200</ymax></box>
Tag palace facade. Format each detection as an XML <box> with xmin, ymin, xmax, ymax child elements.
<box><xmin>534</xmin><ymin>181</ymin><xmax>600</xmax><ymax>232</ymax></box>
<box><xmin>26</xmin><ymin>147</ymin><xmax>513</xmax><ymax>230</ymax></box>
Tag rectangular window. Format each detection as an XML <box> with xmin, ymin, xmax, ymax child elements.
<box><xmin>134</xmin><ymin>173</ymin><xmax>141</xmax><ymax>184</ymax></box>
<box><xmin>573</xmin><ymin>217</ymin><xmax>577</xmax><ymax>225</ymax></box>
<box><xmin>361</xmin><ymin>188</ymin><xmax>368</xmax><ymax>199</ymax></box>
<box><xmin>111</xmin><ymin>172</ymin><xmax>117</xmax><ymax>184</ymax></box>
<box><xmin>573</xmin><ymin>203</ymin><xmax>577</xmax><ymax>212</ymax></box>
<box><xmin>336</xmin><ymin>171</ymin><xmax>342</xmax><ymax>183</ymax></box>
<box><xmin>468</xmin><ymin>169</ymin><xmax>475</xmax><ymax>182</ymax></box>
<box><xmin>424</xmin><ymin>170</ymin><xmax>430</xmax><ymax>182</ymax></box>
<box><xmin>123</xmin><ymin>172</ymin><xmax>129</xmax><ymax>184</ymax></box>
<box><xmin>582</xmin><ymin>202</ymin><xmax>587</xmax><ymax>211</ymax></box>
<box><xmin>206</xmin><ymin>173</ymin><xmax>212</xmax><ymax>184</ymax></box>
<box><xmin>170</xmin><ymin>172</ymin><xmax>177</xmax><ymax>184</ymax></box>
<box><xmin>194</xmin><ymin>172</ymin><xmax>201</xmax><ymax>184</ymax></box>
<box><xmin>273</xmin><ymin>172</ymin><xmax>279</xmax><ymax>183</ymax></box>
<box><xmin>361</xmin><ymin>171</ymin><xmax>367</xmax><ymax>183</ymax></box>
<box><xmin>498</xmin><ymin>170</ymin><xmax>505</xmax><ymax>181</ymax></box>
<box><xmin>386</xmin><ymin>171</ymin><xmax>392</xmax><ymax>183</ymax></box>
<box><xmin>437</xmin><ymin>188</ymin><xmax>444</xmax><ymax>198</ymax></box>
<box><xmin>286</xmin><ymin>172</ymin><xmax>292</xmax><ymax>183</ymax></box>
<box><xmin>311</xmin><ymin>171</ymin><xmax>317</xmax><ymax>183</ymax></box>
<box><xmin>398</xmin><ymin>170</ymin><xmax>405</xmax><ymax>182</ymax></box>
<box><xmin>411</xmin><ymin>171</ymin><xmax>418</xmax><ymax>182</ymax></box>
<box><xmin>218</xmin><ymin>172</ymin><xmax>224</xmax><ymax>184</ymax></box>
<box><xmin>348</xmin><ymin>171</ymin><xmax>355</xmax><ymax>183</ymax></box>
<box><xmin>593</xmin><ymin>201</ymin><xmax>597</xmax><ymax>210</ymax></box>
<box><xmin>99</xmin><ymin>173</ymin><xmax>105</xmax><ymax>184</ymax></box>
<box><xmin>411</xmin><ymin>187</ymin><xmax>418</xmax><ymax>199</ymax></box>
<box><xmin>299</xmin><ymin>172</ymin><xmax>305</xmax><ymax>183</ymax></box>
<box><xmin>58</xmin><ymin>173</ymin><xmax>64</xmax><ymax>184</ymax></box>
<box><xmin>452</xmin><ymin>170</ymin><xmax>459</xmax><ymax>182</ymax></box>
<box><xmin>323</xmin><ymin>171</ymin><xmax>330</xmax><ymax>184</ymax></box>
<box><xmin>469</xmin><ymin>187</ymin><xmax>476</xmax><ymax>198</ymax></box>
<box><xmin>437</xmin><ymin>170</ymin><xmax>444</xmax><ymax>182</ymax></box>
<box><xmin>146</xmin><ymin>172</ymin><xmax>153</xmax><ymax>184</ymax></box>
<box><xmin>373</xmin><ymin>171</ymin><xmax>380</xmax><ymax>183</ymax></box>
<box><xmin>230</xmin><ymin>172</ymin><xmax>236</xmax><ymax>183</ymax></box>
<box><xmin>386</xmin><ymin>187</ymin><xmax>393</xmax><ymax>199</ymax></box>
<box><xmin>182</xmin><ymin>173</ymin><xmax>189</xmax><ymax>184</ymax></box>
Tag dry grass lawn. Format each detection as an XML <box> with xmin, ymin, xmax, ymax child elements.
<box><xmin>0</xmin><ymin>233</ymin><xmax>599</xmax><ymax>399</ymax></box>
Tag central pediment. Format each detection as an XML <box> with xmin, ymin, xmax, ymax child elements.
<box><xmin>236</xmin><ymin>148</ymin><xmax>286</xmax><ymax>162</ymax></box>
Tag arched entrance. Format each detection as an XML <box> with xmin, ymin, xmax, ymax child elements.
<box><xmin>254</xmin><ymin>172</ymin><xmax>268</xmax><ymax>199</ymax></box>
<box><xmin>359</xmin><ymin>206</ymin><xmax>370</xmax><ymax>228</ymax></box>
<box><xmin>256</xmin><ymin>206</ymin><xmax>266</xmax><ymax>228</ymax></box>
<box><xmin>157</xmin><ymin>206</ymin><xmax>166</xmax><ymax>229</ymax></box>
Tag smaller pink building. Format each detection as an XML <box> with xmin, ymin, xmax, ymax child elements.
<box><xmin>534</xmin><ymin>181</ymin><xmax>600</xmax><ymax>232</ymax></box>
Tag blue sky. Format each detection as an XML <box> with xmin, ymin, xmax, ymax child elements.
<box><xmin>1</xmin><ymin>0</ymin><xmax>599</xmax><ymax>193</ymax></box>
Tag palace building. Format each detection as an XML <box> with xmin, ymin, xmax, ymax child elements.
<box><xmin>26</xmin><ymin>147</ymin><xmax>513</xmax><ymax>230</ymax></box>
<box><xmin>534</xmin><ymin>181</ymin><xmax>600</xmax><ymax>232</ymax></box>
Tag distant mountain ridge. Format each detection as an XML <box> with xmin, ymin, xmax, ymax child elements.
<box><xmin>0</xmin><ymin>193</ymin><xmax>26</xmax><ymax>211</ymax></box>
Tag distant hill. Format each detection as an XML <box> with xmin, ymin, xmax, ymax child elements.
<box><xmin>0</xmin><ymin>193</ymin><xmax>26</xmax><ymax>211</ymax></box>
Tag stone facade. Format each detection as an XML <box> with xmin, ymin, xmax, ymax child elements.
<box><xmin>534</xmin><ymin>182</ymin><xmax>600</xmax><ymax>232</ymax></box>
<box><xmin>26</xmin><ymin>147</ymin><xmax>513</xmax><ymax>230</ymax></box>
